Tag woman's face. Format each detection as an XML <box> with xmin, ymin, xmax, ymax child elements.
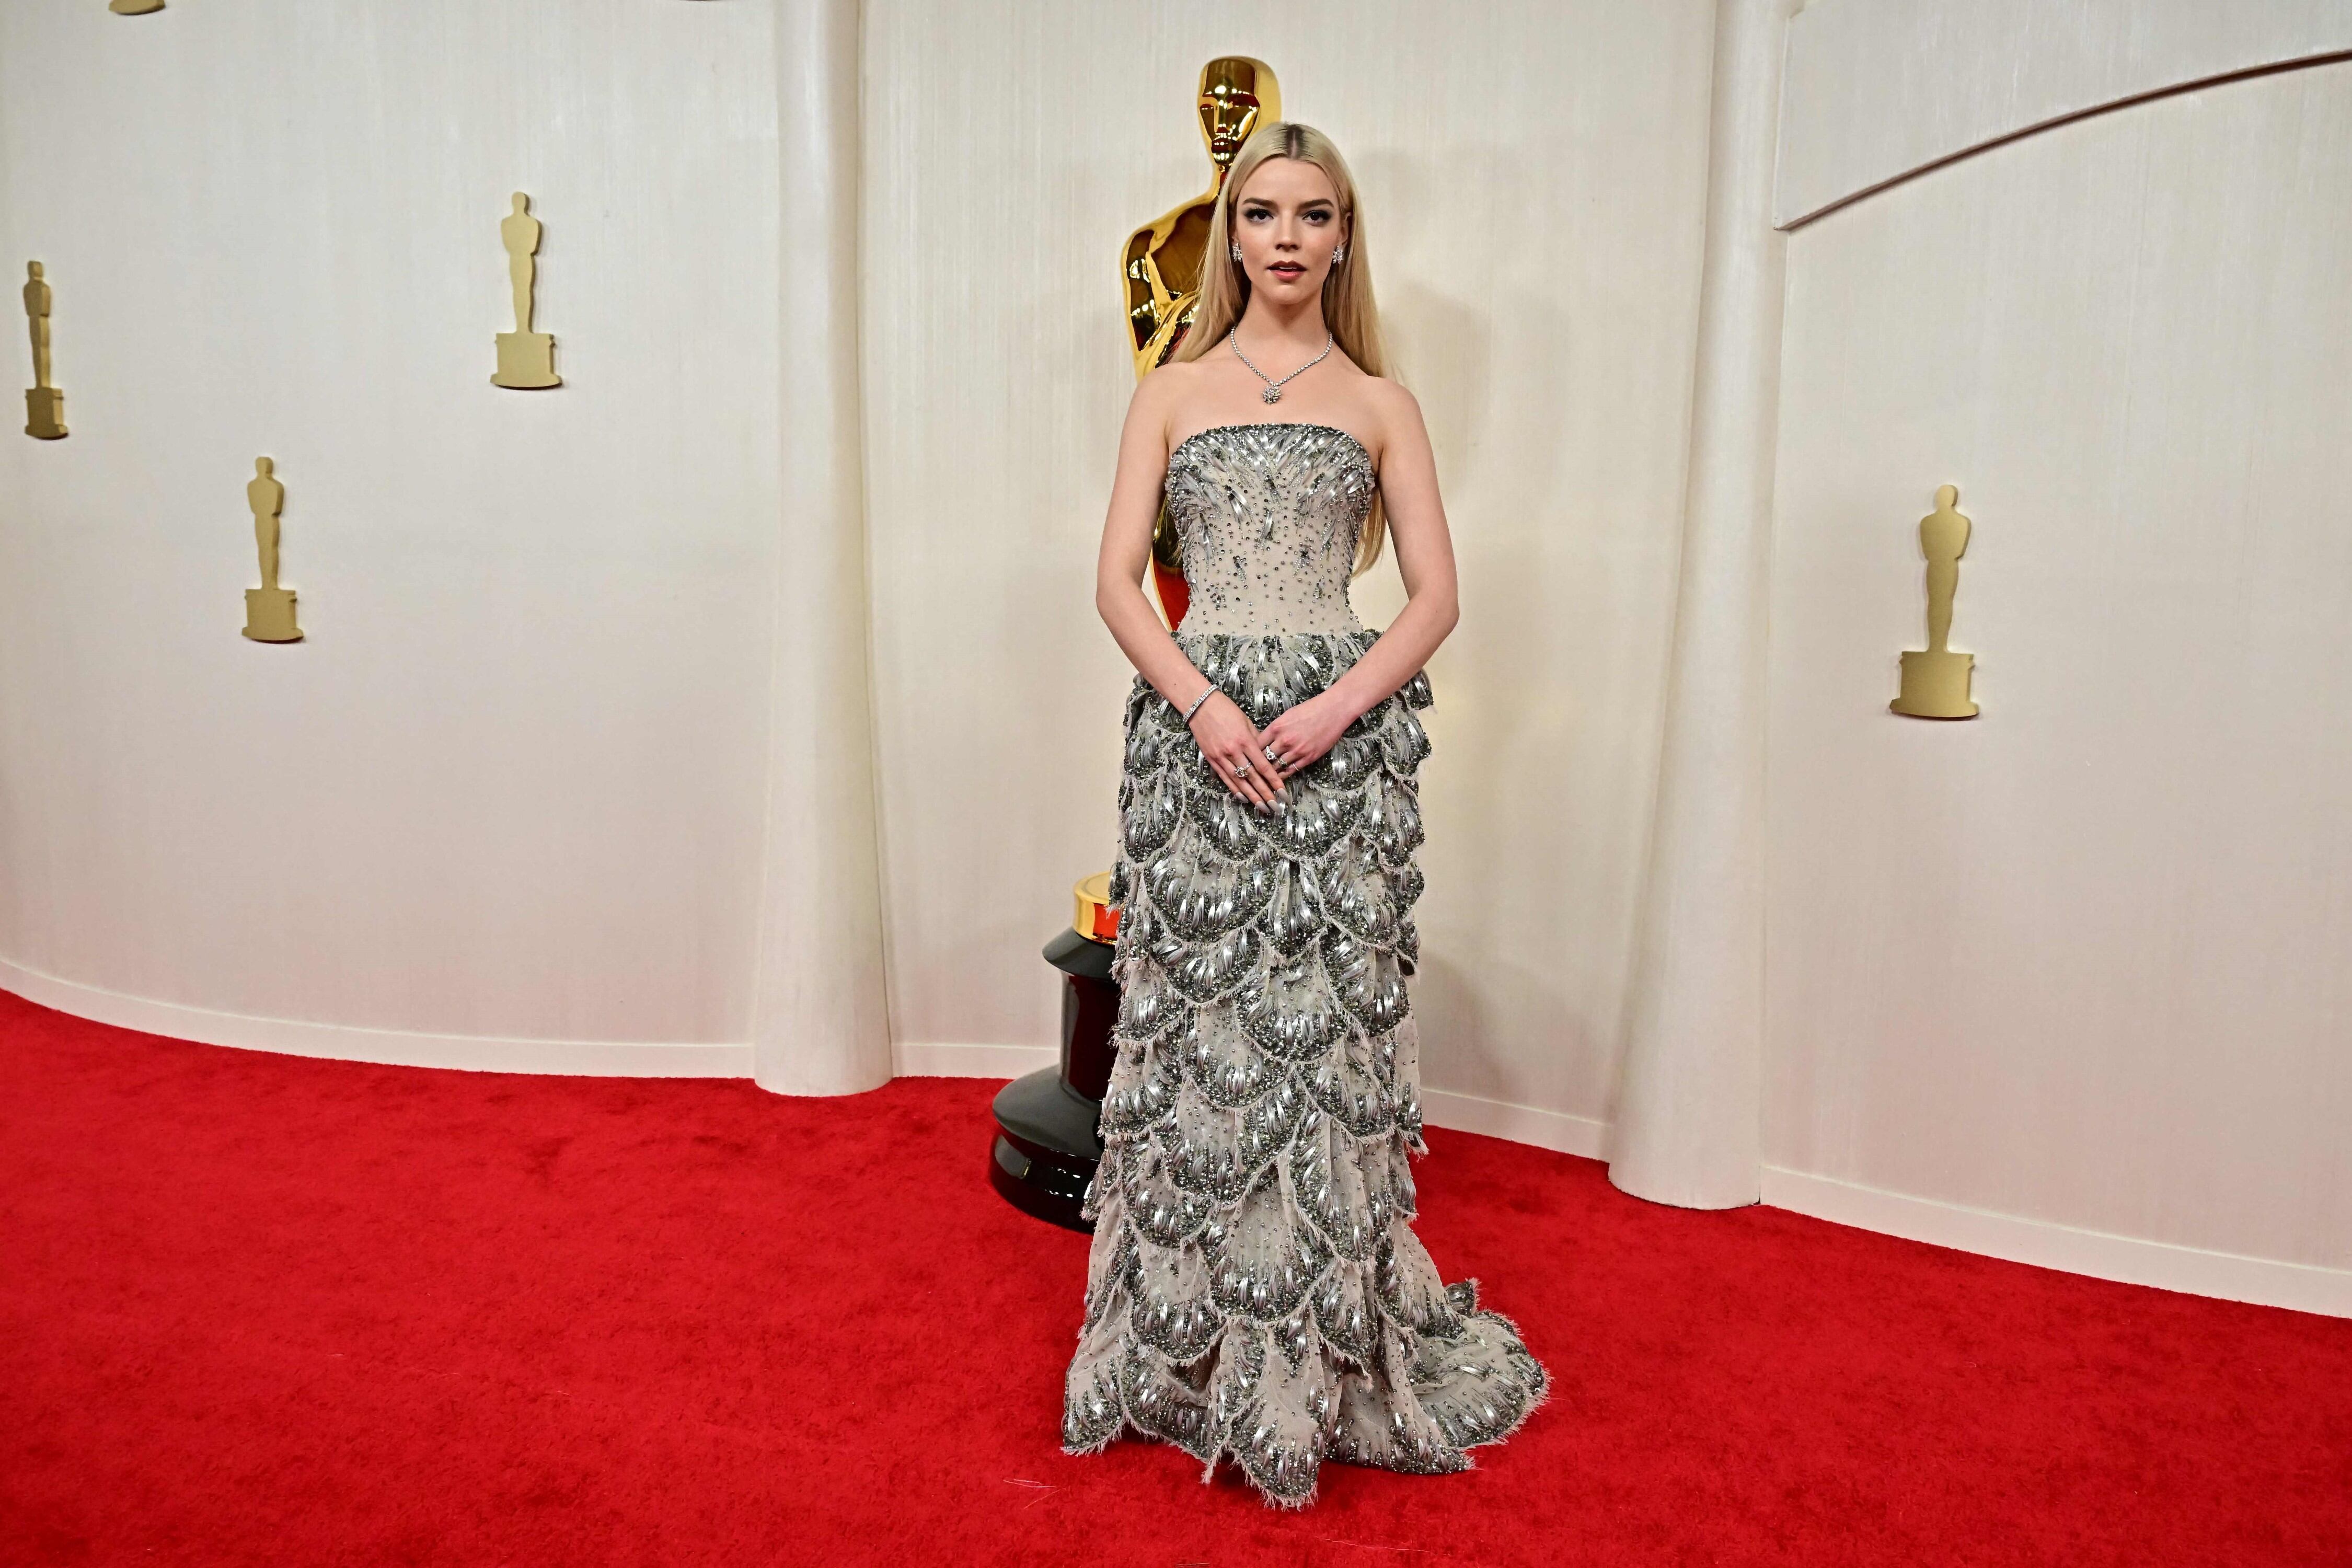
<box><xmin>1230</xmin><ymin>158</ymin><xmax>1346</xmax><ymax>298</ymax></box>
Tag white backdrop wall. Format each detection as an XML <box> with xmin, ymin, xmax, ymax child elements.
<box><xmin>859</xmin><ymin>0</ymin><xmax>1718</xmax><ymax>1132</ymax></box>
<box><xmin>8</xmin><ymin>0</ymin><xmax>2348</xmax><ymax>1311</ymax></box>
<box><xmin>0</xmin><ymin>0</ymin><xmax>1720</xmax><ymax>1126</ymax></box>
<box><xmin>1763</xmin><ymin>56</ymin><xmax>2352</xmax><ymax>1277</ymax></box>
<box><xmin>0</xmin><ymin>1</ymin><xmax>784</xmax><ymax>1062</ymax></box>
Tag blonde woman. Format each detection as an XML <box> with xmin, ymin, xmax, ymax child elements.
<box><xmin>1062</xmin><ymin>122</ymin><xmax>1548</xmax><ymax>1508</ymax></box>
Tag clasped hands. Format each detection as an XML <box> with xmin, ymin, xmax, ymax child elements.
<box><xmin>1185</xmin><ymin>688</ymin><xmax>1355</xmax><ymax>811</ymax></box>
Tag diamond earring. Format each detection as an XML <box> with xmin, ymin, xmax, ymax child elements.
<box><xmin>1230</xmin><ymin>244</ymin><xmax>1243</xmax><ymax>262</ymax></box>
<box><xmin>1333</xmin><ymin>243</ymin><xmax>1347</xmax><ymax>263</ymax></box>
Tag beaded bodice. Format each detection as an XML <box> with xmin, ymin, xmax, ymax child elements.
<box><xmin>1163</xmin><ymin>422</ymin><xmax>1377</xmax><ymax>637</ymax></box>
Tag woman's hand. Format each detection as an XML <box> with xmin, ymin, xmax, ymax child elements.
<box><xmin>1258</xmin><ymin>689</ymin><xmax>1358</xmax><ymax>781</ymax></box>
<box><xmin>1188</xmin><ymin>690</ymin><xmax>1286</xmax><ymax>809</ymax></box>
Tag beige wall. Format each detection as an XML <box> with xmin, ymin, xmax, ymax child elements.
<box><xmin>1764</xmin><ymin>59</ymin><xmax>2352</xmax><ymax>1272</ymax></box>
<box><xmin>0</xmin><ymin>0</ymin><xmax>782</xmax><ymax>1065</ymax></box>
<box><xmin>859</xmin><ymin>0</ymin><xmax>1719</xmax><ymax>1132</ymax></box>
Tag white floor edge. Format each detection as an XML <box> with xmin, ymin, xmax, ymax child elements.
<box><xmin>894</xmin><ymin>1043</ymin><xmax>1613</xmax><ymax>1160</ymax></box>
<box><xmin>0</xmin><ymin>959</ymin><xmax>753</xmax><ymax>1078</ymax></box>
<box><xmin>5</xmin><ymin>975</ymin><xmax>2343</xmax><ymax>1320</ymax></box>
<box><xmin>1761</xmin><ymin>1166</ymin><xmax>2352</xmax><ymax>1319</ymax></box>
<box><xmin>894</xmin><ymin>1040</ymin><xmax>1057</xmax><ymax>1080</ymax></box>
<box><xmin>1419</xmin><ymin>1086</ymin><xmax>1611</xmax><ymax>1160</ymax></box>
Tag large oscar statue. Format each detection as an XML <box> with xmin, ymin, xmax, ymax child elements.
<box><xmin>1122</xmin><ymin>57</ymin><xmax>1281</xmax><ymax>630</ymax></box>
<box><xmin>1890</xmin><ymin>484</ymin><xmax>1979</xmax><ymax>719</ymax></box>
<box><xmin>22</xmin><ymin>262</ymin><xmax>66</xmax><ymax>440</ymax></box>
<box><xmin>987</xmin><ymin>60</ymin><xmax>1284</xmax><ymax>1231</ymax></box>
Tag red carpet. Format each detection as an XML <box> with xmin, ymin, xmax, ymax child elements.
<box><xmin>2</xmin><ymin>989</ymin><xmax>2346</xmax><ymax>1566</ymax></box>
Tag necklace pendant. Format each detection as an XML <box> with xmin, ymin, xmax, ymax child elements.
<box><xmin>1262</xmin><ymin>386</ymin><xmax>1282</xmax><ymax>404</ymax></box>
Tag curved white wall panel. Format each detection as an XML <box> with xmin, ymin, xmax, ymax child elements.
<box><xmin>1612</xmin><ymin>0</ymin><xmax>1797</xmax><ymax>1212</ymax></box>
<box><xmin>753</xmin><ymin>0</ymin><xmax>894</xmax><ymax>1096</ymax></box>
<box><xmin>1778</xmin><ymin>0</ymin><xmax>2352</xmax><ymax>226</ymax></box>
<box><xmin>1765</xmin><ymin>61</ymin><xmax>2352</xmax><ymax>1277</ymax></box>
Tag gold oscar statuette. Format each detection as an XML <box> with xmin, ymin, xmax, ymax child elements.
<box><xmin>109</xmin><ymin>0</ymin><xmax>166</xmax><ymax>13</ymax></box>
<box><xmin>1071</xmin><ymin>871</ymin><xmax>1118</xmax><ymax>945</ymax></box>
<box><xmin>492</xmin><ymin>192</ymin><xmax>559</xmax><ymax>389</ymax></box>
<box><xmin>1890</xmin><ymin>483</ymin><xmax>1978</xmax><ymax>719</ymax></box>
<box><xmin>241</xmin><ymin>457</ymin><xmax>304</xmax><ymax>643</ymax></box>
<box><xmin>22</xmin><ymin>262</ymin><xmax>66</xmax><ymax>440</ymax></box>
<box><xmin>1122</xmin><ymin>56</ymin><xmax>1282</xmax><ymax>632</ymax></box>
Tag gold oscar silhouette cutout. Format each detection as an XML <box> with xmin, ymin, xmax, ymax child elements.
<box><xmin>1891</xmin><ymin>484</ymin><xmax>1978</xmax><ymax>719</ymax></box>
<box><xmin>492</xmin><ymin>192</ymin><xmax>559</xmax><ymax>389</ymax></box>
<box><xmin>22</xmin><ymin>262</ymin><xmax>65</xmax><ymax>440</ymax></box>
<box><xmin>242</xmin><ymin>457</ymin><xmax>303</xmax><ymax>643</ymax></box>
<box><xmin>1123</xmin><ymin>57</ymin><xmax>1281</xmax><ymax>628</ymax></box>
<box><xmin>110</xmin><ymin>1</ymin><xmax>166</xmax><ymax>14</ymax></box>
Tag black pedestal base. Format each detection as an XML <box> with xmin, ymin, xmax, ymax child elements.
<box><xmin>988</xmin><ymin>925</ymin><xmax>1117</xmax><ymax>1232</ymax></box>
<box><xmin>988</xmin><ymin>1072</ymin><xmax>1102</xmax><ymax>1231</ymax></box>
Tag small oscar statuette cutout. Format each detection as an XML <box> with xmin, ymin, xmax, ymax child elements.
<box><xmin>109</xmin><ymin>0</ymin><xmax>166</xmax><ymax>13</ymax></box>
<box><xmin>241</xmin><ymin>457</ymin><xmax>304</xmax><ymax>643</ymax></box>
<box><xmin>492</xmin><ymin>192</ymin><xmax>559</xmax><ymax>389</ymax></box>
<box><xmin>1890</xmin><ymin>483</ymin><xmax>1978</xmax><ymax>719</ymax></box>
<box><xmin>22</xmin><ymin>262</ymin><xmax>66</xmax><ymax>440</ymax></box>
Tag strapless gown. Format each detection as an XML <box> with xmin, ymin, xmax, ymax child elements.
<box><xmin>1060</xmin><ymin>421</ymin><xmax>1549</xmax><ymax>1508</ymax></box>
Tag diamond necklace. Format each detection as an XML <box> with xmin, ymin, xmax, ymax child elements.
<box><xmin>1228</xmin><ymin>326</ymin><xmax>1335</xmax><ymax>404</ymax></box>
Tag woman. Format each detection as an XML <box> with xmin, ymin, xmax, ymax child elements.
<box><xmin>1060</xmin><ymin>122</ymin><xmax>1549</xmax><ymax>1508</ymax></box>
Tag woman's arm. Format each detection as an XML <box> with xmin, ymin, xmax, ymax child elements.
<box><xmin>1096</xmin><ymin>373</ymin><xmax>1288</xmax><ymax>809</ymax></box>
<box><xmin>1259</xmin><ymin>382</ymin><xmax>1460</xmax><ymax>778</ymax></box>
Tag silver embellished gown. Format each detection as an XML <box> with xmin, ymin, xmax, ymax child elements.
<box><xmin>1060</xmin><ymin>421</ymin><xmax>1549</xmax><ymax>1508</ymax></box>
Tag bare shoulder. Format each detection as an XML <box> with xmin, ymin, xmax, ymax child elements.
<box><xmin>1129</xmin><ymin>360</ymin><xmax>1207</xmax><ymax>452</ymax></box>
<box><xmin>1360</xmin><ymin>376</ymin><xmax>1426</xmax><ymax>468</ymax></box>
<box><xmin>1364</xmin><ymin>375</ymin><xmax>1423</xmax><ymax>433</ymax></box>
<box><xmin>1139</xmin><ymin>358</ymin><xmax>1206</xmax><ymax>396</ymax></box>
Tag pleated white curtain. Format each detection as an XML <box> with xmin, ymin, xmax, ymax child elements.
<box><xmin>1607</xmin><ymin>0</ymin><xmax>1796</xmax><ymax>1208</ymax></box>
<box><xmin>751</xmin><ymin>0</ymin><xmax>894</xmax><ymax>1096</ymax></box>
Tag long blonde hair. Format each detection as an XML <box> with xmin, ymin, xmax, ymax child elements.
<box><xmin>1171</xmin><ymin>122</ymin><xmax>1392</xmax><ymax>575</ymax></box>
